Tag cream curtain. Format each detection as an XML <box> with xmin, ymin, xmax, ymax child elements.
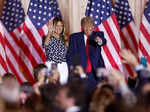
<box><xmin>57</xmin><ymin>0</ymin><xmax>70</xmax><ymax>35</ymax></box>
<box><xmin>69</xmin><ymin>0</ymin><xmax>88</xmax><ymax>33</ymax></box>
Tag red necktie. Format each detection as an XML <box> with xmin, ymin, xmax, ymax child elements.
<box><xmin>86</xmin><ymin>36</ymin><xmax>92</xmax><ymax>73</ymax></box>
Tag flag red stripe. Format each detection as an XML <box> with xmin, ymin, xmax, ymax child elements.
<box><xmin>5</xmin><ymin>37</ymin><xmax>35</xmax><ymax>83</ymax></box>
<box><xmin>103</xmin><ymin>46</ymin><xmax>119</xmax><ymax>69</ymax></box>
<box><xmin>18</xmin><ymin>56</ymin><xmax>35</xmax><ymax>83</ymax></box>
<box><xmin>0</xmin><ymin>32</ymin><xmax>6</xmax><ymax>50</ymax></box>
<box><xmin>103</xmin><ymin>20</ymin><xmax>120</xmax><ymax>55</ymax></box>
<box><xmin>6</xmin><ymin>56</ymin><xmax>22</xmax><ymax>84</ymax></box>
<box><xmin>18</xmin><ymin>26</ymin><xmax>22</xmax><ymax>32</ymax></box>
<box><xmin>38</xmin><ymin>28</ymin><xmax>45</xmax><ymax>37</ymax></box>
<box><xmin>118</xmin><ymin>31</ymin><xmax>135</xmax><ymax>76</ymax></box>
<box><xmin>126</xmin><ymin>24</ymin><xmax>138</xmax><ymax>52</ymax></box>
<box><xmin>120</xmin><ymin>31</ymin><xmax>132</xmax><ymax>50</ymax></box>
<box><xmin>140</xmin><ymin>23</ymin><xmax>150</xmax><ymax>44</ymax></box>
<box><xmin>124</xmin><ymin>64</ymin><xmax>134</xmax><ymax>76</ymax></box>
<box><xmin>139</xmin><ymin>41</ymin><xmax>150</xmax><ymax>59</ymax></box>
<box><xmin>112</xmin><ymin>13</ymin><xmax>137</xmax><ymax>53</ymax></box>
<box><xmin>23</xmin><ymin>24</ymin><xmax>46</xmax><ymax>62</ymax></box>
<box><xmin>111</xmin><ymin>14</ymin><xmax>130</xmax><ymax>52</ymax></box>
<box><xmin>112</xmin><ymin>13</ymin><xmax>136</xmax><ymax>76</ymax></box>
<box><xmin>0</xmin><ymin>54</ymin><xmax>8</xmax><ymax>72</ymax></box>
<box><xmin>9</xmin><ymin>32</ymin><xmax>20</xmax><ymax>47</ymax></box>
<box><xmin>10</xmin><ymin>32</ymin><xmax>38</xmax><ymax>66</ymax></box>
<box><xmin>112</xmin><ymin>14</ymin><xmax>121</xmax><ymax>33</ymax></box>
<box><xmin>0</xmin><ymin>35</ymin><xmax>8</xmax><ymax>73</ymax></box>
<box><xmin>20</xmin><ymin>39</ymin><xmax>38</xmax><ymax>66</ymax></box>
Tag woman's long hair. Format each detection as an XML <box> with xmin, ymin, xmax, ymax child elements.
<box><xmin>90</xmin><ymin>84</ymin><xmax>115</xmax><ymax>112</ymax></box>
<box><xmin>52</xmin><ymin>17</ymin><xmax>68</xmax><ymax>47</ymax></box>
<box><xmin>42</xmin><ymin>17</ymin><xmax>68</xmax><ymax>47</ymax></box>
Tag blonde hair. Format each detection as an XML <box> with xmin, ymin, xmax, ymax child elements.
<box><xmin>81</xmin><ymin>16</ymin><xmax>94</xmax><ymax>28</ymax></box>
<box><xmin>53</xmin><ymin>17</ymin><xmax>68</xmax><ymax>47</ymax></box>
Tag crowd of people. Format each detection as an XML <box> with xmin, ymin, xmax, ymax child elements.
<box><xmin>0</xmin><ymin>17</ymin><xmax>150</xmax><ymax>112</ymax></box>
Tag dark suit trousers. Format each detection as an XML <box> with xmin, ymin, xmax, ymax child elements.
<box><xmin>86</xmin><ymin>71</ymin><xmax>97</xmax><ymax>94</ymax></box>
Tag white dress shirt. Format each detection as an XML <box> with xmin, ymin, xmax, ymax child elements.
<box><xmin>66</xmin><ymin>106</ymin><xmax>80</xmax><ymax>112</ymax></box>
<box><xmin>84</xmin><ymin>34</ymin><xmax>88</xmax><ymax>46</ymax></box>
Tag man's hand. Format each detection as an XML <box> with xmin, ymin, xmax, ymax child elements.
<box><xmin>47</xmin><ymin>20</ymin><xmax>54</xmax><ymax>34</ymax></box>
<box><xmin>111</xmin><ymin>69</ymin><xmax>125</xmax><ymax>84</ymax></box>
<box><xmin>95</xmin><ymin>36</ymin><xmax>102</xmax><ymax>45</ymax></box>
<box><xmin>120</xmin><ymin>49</ymin><xmax>139</xmax><ymax>67</ymax></box>
<box><xmin>44</xmin><ymin>36</ymin><xmax>51</xmax><ymax>46</ymax></box>
<box><xmin>74</xmin><ymin>65</ymin><xmax>85</xmax><ymax>77</ymax></box>
<box><xmin>44</xmin><ymin>20</ymin><xmax>54</xmax><ymax>46</ymax></box>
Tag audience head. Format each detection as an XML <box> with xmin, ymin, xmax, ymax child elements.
<box><xmin>22</xmin><ymin>93</ymin><xmax>44</xmax><ymax>112</ymax></box>
<box><xmin>96</xmin><ymin>68</ymin><xmax>121</xmax><ymax>90</ymax></box>
<box><xmin>134</xmin><ymin>86</ymin><xmax>150</xmax><ymax>112</ymax></box>
<box><xmin>137</xmin><ymin>79</ymin><xmax>150</xmax><ymax>104</ymax></box>
<box><xmin>90</xmin><ymin>84</ymin><xmax>115</xmax><ymax>112</ymax></box>
<box><xmin>40</xmin><ymin>83</ymin><xmax>60</xmax><ymax>112</ymax></box>
<box><xmin>56</xmin><ymin>79</ymin><xmax>86</xmax><ymax>110</ymax></box>
<box><xmin>0</xmin><ymin>73</ymin><xmax>20</xmax><ymax>105</ymax></box>
<box><xmin>136</xmin><ymin>69</ymin><xmax>150</xmax><ymax>95</ymax></box>
<box><xmin>20</xmin><ymin>82</ymin><xmax>34</xmax><ymax>105</ymax></box>
<box><xmin>33</xmin><ymin>64</ymin><xmax>47</xmax><ymax>82</ymax></box>
<box><xmin>2</xmin><ymin>73</ymin><xmax>17</xmax><ymax>82</ymax></box>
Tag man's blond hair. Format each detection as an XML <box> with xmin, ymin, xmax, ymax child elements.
<box><xmin>81</xmin><ymin>16</ymin><xmax>94</xmax><ymax>28</ymax></box>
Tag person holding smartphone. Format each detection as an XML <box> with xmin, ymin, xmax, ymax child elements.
<box><xmin>43</xmin><ymin>17</ymin><xmax>68</xmax><ymax>85</ymax></box>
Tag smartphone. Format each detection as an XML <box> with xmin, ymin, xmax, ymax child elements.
<box><xmin>140</xmin><ymin>57</ymin><xmax>147</xmax><ymax>67</ymax></box>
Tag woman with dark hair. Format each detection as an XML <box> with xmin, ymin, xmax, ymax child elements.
<box><xmin>43</xmin><ymin>17</ymin><xmax>68</xmax><ymax>85</ymax></box>
<box><xmin>90</xmin><ymin>84</ymin><xmax>115</xmax><ymax>112</ymax></box>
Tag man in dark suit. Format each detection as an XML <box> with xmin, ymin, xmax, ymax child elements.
<box><xmin>66</xmin><ymin>16</ymin><xmax>107</xmax><ymax>88</ymax></box>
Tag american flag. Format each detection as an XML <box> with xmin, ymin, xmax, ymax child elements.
<box><xmin>0</xmin><ymin>0</ymin><xmax>27</xmax><ymax>83</ymax></box>
<box><xmin>0</xmin><ymin>21</ymin><xmax>8</xmax><ymax>75</ymax></box>
<box><xmin>114</xmin><ymin>0</ymin><xmax>138</xmax><ymax>76</ymax></box>
<box><xmin>20</xmin><ymin>0</ymin><xmax>61</xmax><ymax>83</ymax></box>
<box><xmin>139</xmin><ymin>0</ymin><xmax>150</xmax><ymax>62</ymax></box>
<box><xmin>85</xmin><ymin>0</ymin><xmax>123</xmax><ymax>71</ymax></box>
<box><xmin>0</xmin><ymin>0</ymin><xmax>61</xmax><ymax>83</ymax></box>
<box><xmin>114</xmin><ymin>0</ymin><xmax>138</xmax><ymax>55</ymax></box>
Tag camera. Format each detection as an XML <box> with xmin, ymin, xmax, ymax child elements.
<box><xmin>41</xmin><ymin>63</ymin><xmax>57</xmax><ymax>77</ymax></box>
<box><xmin>47</xmin><ymin>63</ymin><xmax>57</xmax><ymax>76</ymax></box>
<box><xmin>41</xmin><ymin>63</ymin><xmax>58</xmax><ymax>84</ymax></box>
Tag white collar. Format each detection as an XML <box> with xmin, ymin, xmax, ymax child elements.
<box><xmin>84</xmin><ymin>34</ymin><xmax>88</xmax><ymax>45</ymax></box>
<box><xmin>66</xmin><ymin>106</ymin><xmax>80</xmax><ymax>112</ymax></box>
<box><xmin>80</xmin><ymin>73</ymin><xmax>87</xmax><ymax>78</ymax></box>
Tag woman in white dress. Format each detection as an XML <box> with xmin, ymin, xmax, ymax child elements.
<box><xmin>43</xmin><ymin>17</ymin><xmax>68</xmax><ymax>85</ymax></box>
